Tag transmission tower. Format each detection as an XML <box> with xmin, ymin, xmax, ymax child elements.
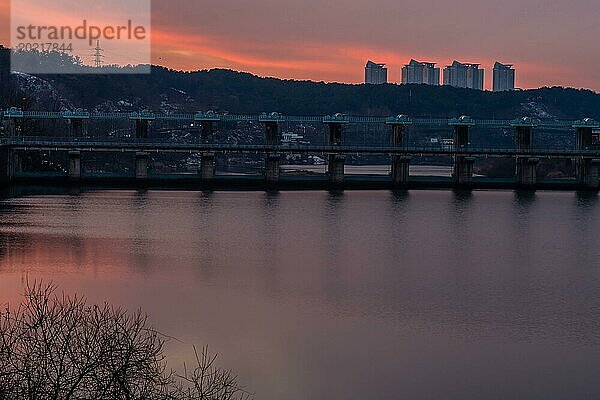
<box><xmin>92</xmin><ymin>41</ymin><xmax>105</xmax><ymax>68</ymax></box>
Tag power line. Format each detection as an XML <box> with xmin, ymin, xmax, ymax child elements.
<box><xmin>92</xmin><ymin>40</ymin><xmax>105</xmax><ymax>68</ymax></box>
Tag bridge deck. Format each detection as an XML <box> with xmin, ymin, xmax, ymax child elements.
<box><xmin>0</xmin><ymin>111</ymin><xmax>581</xmax><ymax>128</ymax></box>
<box><xmin>5</xmin><ymin>139</ymin><xmax>600</xmax><ymax>158</ymax></box>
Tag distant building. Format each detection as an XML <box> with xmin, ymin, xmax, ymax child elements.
<box><xmin>401</xmin><ymin>59</ymin><xmax>440</xmax><ymax>86</ymax></box>
<box><xmin>443</xmin><ymin>61</ymin><xmax>484</xmax><ymax>90</ymax></box>
<box><xmin>365</xmin><ymin>61</ymin><xmax>388</xmax><ymax>84</ymax></box>
<box><xmin>0</xmin><ymin>46</ymin><xmax>10</xmax><ymax>87</ymax></box>
<box><xmin>493</xmin><ymin>62</ymin><xmax>515</xmax><ymax>92</ymax></box>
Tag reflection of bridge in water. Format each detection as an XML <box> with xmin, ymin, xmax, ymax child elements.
<box><xmin>1</xmin><ymin>110</ymin><xmax>600</xmax><ymax>190</ymax></box>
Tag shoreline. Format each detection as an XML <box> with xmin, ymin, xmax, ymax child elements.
<box><xmin>1</xmin><ymin>174</ymin><xmax>594</xmax><ymax>193</ymax></box>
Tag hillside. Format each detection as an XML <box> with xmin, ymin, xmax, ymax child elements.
<box><xmin>2</xmin><ymin>63</ymin><xmax>600</xmax><ymax>121</ymax></box>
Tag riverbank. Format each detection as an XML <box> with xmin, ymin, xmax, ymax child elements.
<box><xmin>3</xmin><ymin>174</ymin><xmax>591</xmax><ymax>192</ymax></box>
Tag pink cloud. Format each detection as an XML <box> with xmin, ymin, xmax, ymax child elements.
<box><xmin>1</xmin><ymin>0</ymin><xmax>598</xmax><ymax>91</ymax></box>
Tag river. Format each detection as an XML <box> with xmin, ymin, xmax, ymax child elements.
<box><xmin>0</xmin><ymin>189</ymin><xmax>599</xmax><ymax>400</ymax></box>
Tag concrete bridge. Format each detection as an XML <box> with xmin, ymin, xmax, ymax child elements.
<box><xmin>1</xmin><ymin>109</ymin><xmax>600</xmax><ymax>190</ymax></box>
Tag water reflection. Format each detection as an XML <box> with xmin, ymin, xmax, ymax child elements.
<box><xmin>575</xmin><ymin>190</ymin><xmax>598</xmax><ymax>210</ymax></box>
<box><xmin>390</xmin><ymin>189</ymin><xmax>409</xmax><ymax>204</ymax></box>
<box><xmin>322</xmin><ymin>191</ymin><xmax>349</xmax><ymax>313</ymax></box>
<box><xmin>0</xmin><ymin>190</ymin><xmax>599</xmax><ymax>400</ymax></box>
<box><xmin>513</xmin><ymin>190</ymin><xmax>536</xmax><ymax>210</ymax></box>
<box><xmin>260</xmin><ymin>191</ymin><xmax>282</xmax><ymax>298</ymax></box>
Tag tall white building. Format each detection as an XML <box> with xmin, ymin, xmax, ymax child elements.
<box><xmin>493</xmin><ymin>62</ymin><xmax>515</xmax><ymax>92</ymax></box>
<box><xmin>443</xmin><ymin>61</ymin><xmax>484</xmax><ymax>90</ymax></box>
<box><xmin>401</xmin><ymin>59</ymin><xmax>440</xmax><ymax>86</ymax></box>
<box><xmin>365</xmin><ymin>61</ymin><xmax>388</xmax><ymax>85</ymax></box>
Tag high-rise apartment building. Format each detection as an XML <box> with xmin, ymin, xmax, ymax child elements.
<box><xmin>443</xmin><ymin>61</ymin><xmax>484</xmax><ymax>90</ymax></box>
<box><xmin>401</xmin><ymin>59</ymin><xmax>440</xmax><ymax>86</ymax></box>
<box><xmin>365</xmin><ymin>61</ymin><xmax>388</xmax><ymax>84</ymax></box>
<box><xmin>493</xmin><ymin>62</ymin><xmax>515</xmax><ymax>92</ymax></box>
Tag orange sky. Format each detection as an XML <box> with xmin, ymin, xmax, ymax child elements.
<box><xmin>2</xmin><ymin>0</ymin><xmax>599</xmax><ymax>91</ymax></box>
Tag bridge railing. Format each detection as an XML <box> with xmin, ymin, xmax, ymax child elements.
<box><xmin>1</xmin><ymin>110</ymin><xmax>592</xmax><ymax>130</ymax></box>
<box><xmin>7</xmin><ymin>137</ymin><xmax>600</xmax><ymax>158</ymax></box>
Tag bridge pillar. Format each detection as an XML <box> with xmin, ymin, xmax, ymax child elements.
<box><xmin>3</xmin><ymin>109</ymin><xmax>24</xmax><ymax>137</ymax></box>
<box><xmin>449</xmin><ymin>116</ymin><xmax>475</xmax><ymax>186</ymax></box>
<box><xmin>259</xmin><ymin>114</ymin><xmax>284</xmax><ymax>182</ymax></box>
<box><xmin>578</xmin><ymin>158</ymin><xmax>600</xmax><ymax>189</ymax></box>
<box><xmin>328</xmin><ymin>154</ymin><xmax>345</xmax><ymax>184</ymax></box>
<box><xmin>10</xmin><ymin>151</ymin><xmax>22</xmax><ymax>176</ymax></box>
<box><xmin>453</xmin><ymin>157</ymin><xmax>475</xmax><ymax>186</ymax></box>
<box><xmin>265</xmin><ymin>153</ymin><xmax>281</xmax><ymax>184</ymax></box>
<box><xmin>327</xmin><ymin>123</ymin><xmax>343</xmax><ymax>145</ymax></box>
<box><xmin>391</xmin><ymin>156</ymin><xmax>411</xmax><ymax>186</ymax></box>
<box><xmin>135</xmin><ymin>152</ymin><xmax>149</xmax><ymax>180</ymax></box>
<box><xmin>259</xmin><ymin>112</ymin><xmax>285</xmax><ymax>146</ymax></box>
<box><xmin>265</xmin><ymin>122</ymin><xmax>280</xmax><ymax>145</ymax></box>
<box><xmin>130</xmin><ymin>111</ymin><xmax>155</xmax><ymax>140</ymax></box>
<box><xmin>515</xmin><ymin>125</ymin><xmax>534</xmax><ymax>149</ymax></box>
<box><xmin>386</xmin><ymin>116</ymin><xmax>413</xmax><ymax>186</ymax></box>
<box><xmin>6</xmin><ymin>118</ymin><xmax>23</xmax><ymax>137</ymax></box>
<box><xmin>201</xmin><ymin>121</ymin><xmax>214</xmax><ymax>144</ymax></box>
<box><xmin>512</xmin><ymin>118</ymin><xmax>538</xmax><ymax>188</ymax></box>
<box><xmin>0</xmin><ymin>148</ymin><xmax>12</xmax><ymax>183</ymax></box>
<box><xmin>387</xmin><ymin>115</ymin><xmax>413</xmax><ymax>147</ymax></box>
<box><xmin>390</xmin><ymin>125</ymin><xmax>408</xmax><ymax>147</ymax></box>
<box><xmin>324</xmin><ymin>114</ymin><xmax>349</xmax><ymax>146</ymax></box>
<box><xmin>200</xmin><ymin>152</ymin><xmax>215</xmax><ymax>181</ymax></box>
<box><xmin>573</xmin><ymin>119</ymin><xmax>600</xmax><ymax>188</ymax></box>
<box><xmin>323</xmin><ymin>115</ymin><xmax>348</xmax><ymax>186</ymax></box>
<box><xmin>71</xmin><ymin>119</ymin><xmax>85</xmax><ymax>137</ymax></box>
<box><xmin>453</xmin><ymin>125</ymin><xmax>470</xmax><ymax>147</ymax></box>
<box><xmin>449</xmin><ymin>116</ymin><xmax>474</xmax><ymax>148</ymax></box>
<box><xmin>136</xmin><ymin>120</ymin><xmax>149</xmax><ymax>139</ymax></box>
<box><xmin>194</xmin><ymin>112</ymin><xmax>221</xmax><ymax>144</ymax></box>
<box><xmin>63</xmin><ymin>111</ymin><xmax>90</xmax><ymax>138</ymax></box>
<box><xmin>576</xmin><ymin>126</ymin><xmax>595</xmax><ymax>150</ymax></box>
<box><xmin>68</xmin><ymin>151</ymin><xmax>81</xmax><ymax>180</ymax></box>
<box><xmin>516</xmin><ymin>157</ymin><xmax>539</xmax><ymax>188</ymax></box>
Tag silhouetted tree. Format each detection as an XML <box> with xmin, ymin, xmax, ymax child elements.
<box><xmin>173</xmin><ymin>346</ymin><xmax>251</xmax><ymax>400</ymax></box>
<box><xmin>0</xmin><ymin>282</ymin><xmax>251</xmax><ymax>400</ymax></box>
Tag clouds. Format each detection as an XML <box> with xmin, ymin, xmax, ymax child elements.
<box><xmin>1</xmin><ymin>0</ymin><xmax>599</xmax><ymax>90</ymax></box>
<box><xmin>148</xmin><ymin>0</ymin><xmax>599</xmax><ymax>89</ymax></box>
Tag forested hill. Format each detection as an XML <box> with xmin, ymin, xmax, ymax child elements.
<box><xmin>5</xmin><ymin>65</ymin><xmax>600</xmax><ymax>120</ymax></box>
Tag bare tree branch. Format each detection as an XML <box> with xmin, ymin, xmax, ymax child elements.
<box><xmin>0</xmin><ymin>281</ymin><xmax>252</xmax><ymax>400</ymax></box>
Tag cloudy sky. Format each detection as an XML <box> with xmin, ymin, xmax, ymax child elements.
<box><xmin>2</xmin><ymin>0</ymin><xmax>599</xmax><ymax>90</ymax></box>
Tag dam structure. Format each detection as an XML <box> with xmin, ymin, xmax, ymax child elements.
<box><xmin>1</xmin><ymin>108</ymin><xmax>600</xmax><ymax>190</ymax></box>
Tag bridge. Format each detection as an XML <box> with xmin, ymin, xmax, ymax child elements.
<box><xmin>0</xmin><ymin>109</ymin><xmax>580</xmax><ymax>129</ymax></box>
<box><xmin>1</xmin><ymin>109</ymin><xmax>600</xmax><ymax>190</ymax></box>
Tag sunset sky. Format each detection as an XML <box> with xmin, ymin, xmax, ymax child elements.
<box><xmin>1</xmin><ymin>0</ymin><xmax>600</xmax><ymax>91</ymax></box>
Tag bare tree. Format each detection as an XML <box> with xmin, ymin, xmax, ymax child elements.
<box><xmin>174</xmin><ymin>346</ymin><xmax>252</xmax><ymax>400</ymax></box>
<box><xmin>0</xmin><ymin>282</ymin><xmax>252</xmax><ymax>400</ymax></box>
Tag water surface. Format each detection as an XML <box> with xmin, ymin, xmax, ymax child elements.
<box><xmin>0</xmin><ymin>189</ymin><xmax>599</xmax><ymax>400</ymax></box>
